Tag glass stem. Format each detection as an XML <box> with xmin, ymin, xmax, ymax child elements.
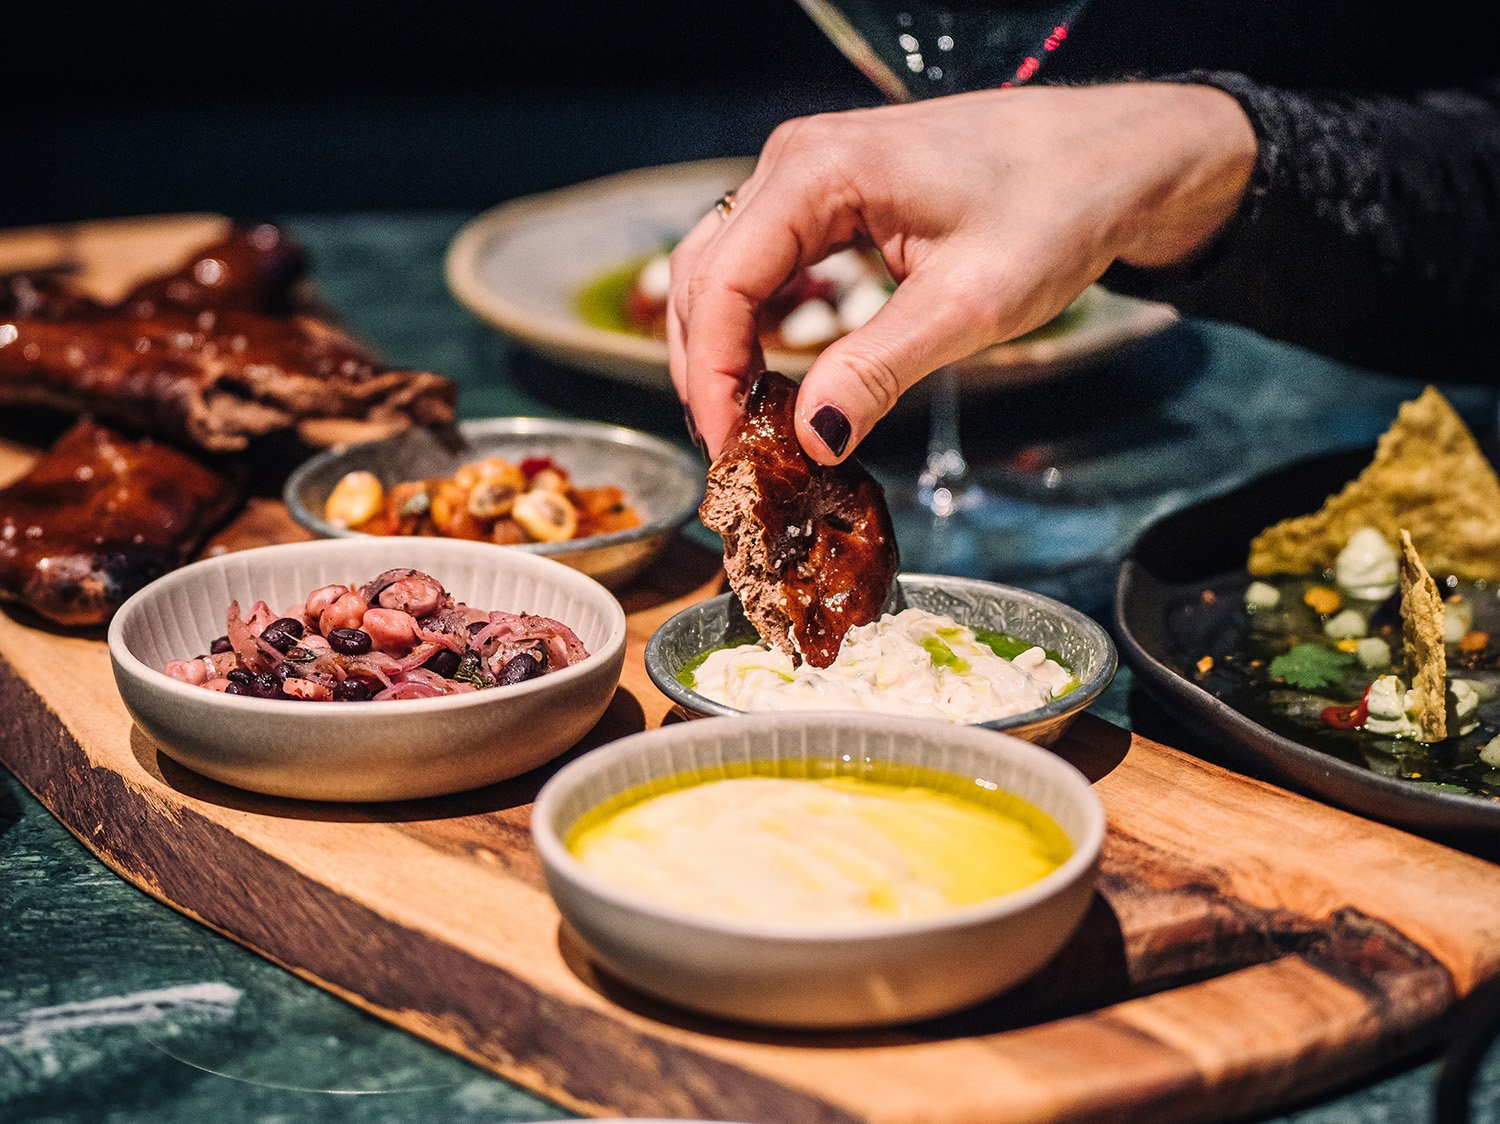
<box><xmin>918</xmin><ymin>366</ymin><xmax>970</xmax><ymax>517</ymax></box>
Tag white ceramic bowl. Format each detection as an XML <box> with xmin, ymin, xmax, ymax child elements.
<box><xmin>283</xmin><ymin>417</ymin><xmax>704</xmax><ymax>590</ymax></box>
<box><xmin>109</xmin><ymin>538</ymin><xmax>627</xmax><ymax>801</ymax></box>
<box><xmin>645</xmin><ymin>575</ymin><xmax>1117</xmax><ymax>747</ymax></box>
<box><xmin>533</xmin><ymin>712</ymin><xmax>1105</xmax><ymax>1029</ymax></box>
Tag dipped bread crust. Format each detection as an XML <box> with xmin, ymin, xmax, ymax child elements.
<box><xmin>700</xmin><ymin>372</ymin><xmax>897</xmax><ymax>668</ymax></box>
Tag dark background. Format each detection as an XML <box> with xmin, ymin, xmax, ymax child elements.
<box><xmin>3</xmin><ymin>1</ymin><xmax>880</xmax><ymax>225</ymax></box>
<box><xmin>7</xmin><ymin>1</ymin><xmax>1493</xmax><ymax>225</ymax></box>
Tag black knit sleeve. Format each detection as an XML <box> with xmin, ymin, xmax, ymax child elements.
<box><xmin>1101</xmin><ymin>72</ymin><xmax>1500</xmax><ymax>383</ymax></box>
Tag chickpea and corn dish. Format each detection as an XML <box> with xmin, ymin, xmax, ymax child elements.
<box><xmin>324</xmin><ymin>455</ymin><xmax>641</xmax><ymax>545</ymax></box>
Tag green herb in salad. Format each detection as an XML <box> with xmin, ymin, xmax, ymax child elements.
<box><xmin>1268</xmin><ymin>643</ymin><xmax>1357</xmax><ymax>690</ymax></box>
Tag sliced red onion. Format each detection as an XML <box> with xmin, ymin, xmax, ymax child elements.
<box><xmin>373</xmin><ymin>680</ymin><xmax>446</xmax><ymax>701</ymax></box>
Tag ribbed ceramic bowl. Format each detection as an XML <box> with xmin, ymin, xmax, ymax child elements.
<box><xmin>284</xmin><ymin>417</ymin><xmax>704</xmax><ymax>589</ymax></box>
<box><xmin>108</xmin><ymin>538</ymin><xmax>627</xmax><ymax>801</ymax></box>
<box><xmin>645</xmin><ymin>575</ymin><xmax>1117</xmax><ymax>746</ymax></box>
<box><xmin>533</xmin><ymin>712</ymin><xmax>1105</xmax><ymax>1028</ymax></box>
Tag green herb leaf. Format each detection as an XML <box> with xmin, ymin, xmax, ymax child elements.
<box><xmin>454</xmin><ymin>652</ymin><xmax>488</xmax><ymax>688</ymax></box>
<box><xmin>284</xmin><ymin>647</ymin><xmax>316</xmax><ymax>664</ymax></box>
<box><xmin>1268</xmin><ymin>643</ymin><xmax>1355</xmax><ymax>690</ymax></box>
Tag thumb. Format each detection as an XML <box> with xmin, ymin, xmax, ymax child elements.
<box><xmin>793</xmin><ymin>274</ymin><xmax>995</xmax><ymax>464</ymax></box>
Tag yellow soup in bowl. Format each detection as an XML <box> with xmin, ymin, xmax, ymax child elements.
<box><xmin>567</xmin><ymin>763</ymin><xmax>1072</xmax><ymax>926</ymax></box>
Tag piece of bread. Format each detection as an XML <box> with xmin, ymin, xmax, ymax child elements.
<box><xmin>700</xmin><ymin>372</ymin><xmax>898</xmax><ymax>668</ymax></box>
<box><xmin>1398</xmin><ymin>530</ymin><xmax>1447</xmax><ymax>743</ymax></box>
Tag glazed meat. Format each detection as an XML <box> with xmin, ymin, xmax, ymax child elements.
<box><xmin>0</xmin><ymin>420</ymin><xmax>242</xmax><ymax>626</ymax></box>
<box><xmin>0</xmin><ymin>224</ymin><xmax>456</xmax><ymax>452</ymax></box>
<box><xmin>2</xmin><ymin>223</ymin><xmax>307</xmax><ymax>320</ymax></box>
<box><xmin>700</xmin><ymin>371</ymin><xmax>898</xmax><ymax>668</ymax></box>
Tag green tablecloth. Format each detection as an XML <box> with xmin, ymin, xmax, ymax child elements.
<box><xmin>2</xmin><ymin>212</ymin><xmax>1495</xmax><ymax>1123</ymax></box>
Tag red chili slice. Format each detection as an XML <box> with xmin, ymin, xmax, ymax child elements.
<box><xmin>1321</xmin><ymin>684</ymin><xmax>1374</xmax><ymax>730</ymax></box>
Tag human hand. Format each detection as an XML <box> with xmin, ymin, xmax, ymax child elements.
<box><xmin>668</xmin><ymin>83</ymin><xmax>1255</xmax><ymax>462</ymax></box>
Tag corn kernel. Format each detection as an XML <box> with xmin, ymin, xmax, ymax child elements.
<box><xmin>1303</xmin><ymin>586</ymin><xmax>1342</xmax><ymax>616</ymax></box>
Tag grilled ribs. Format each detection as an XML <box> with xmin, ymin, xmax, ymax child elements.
<box><xmin>0</xmin><ymin>223</ymin><xmax>456</xmax><ymax>452</ymax></box>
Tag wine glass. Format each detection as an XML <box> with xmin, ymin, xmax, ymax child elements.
<box><xmin>792</xmin><ymin>0</ymin><xmax>1241</xmax><ymax>605</ymax></box>
<box><xmin>794</xmin><ymin>0</ymin><xmax>1090</xmax><ymax>565</ymax></box>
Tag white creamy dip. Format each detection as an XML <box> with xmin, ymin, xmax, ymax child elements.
<box><xmin>691</xmin><ymin>608</ymin><xmax>1075</xmax><ymax>724</ymax></box>
<box><xmin>568</xmin><ymin>774</ymin><xmax>1070</xmax><ymax>924</ymax></box>
<box><xmin>1363</xmin><ymin>673</ymin><xmax>1480</xmax><ymax>741</ymax></box>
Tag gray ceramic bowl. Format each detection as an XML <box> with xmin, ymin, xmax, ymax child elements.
<box><xmin>645</xmin><ymin>574</ymin><xmax>1117</xmax><ymax>746</ymax></box>
<box><xmin>533</xmin><ymin>711</ymin><xmax>1105</xmax><ymax>1028</ymax></box>
<box><xmin>284</xmin><ymin>417</ymin><xmax>704</xmax><ymax>589</ymax></box>
<box><xmin>108</xmin><ymin>537</ymin><xmax>627</xmax><ymax>802</ymax></box>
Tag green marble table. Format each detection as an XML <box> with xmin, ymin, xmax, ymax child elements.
<box><xmin>2</xmin><ymin>213</ymin><xmax>1497</xmax><ymax>1123</ymax></box>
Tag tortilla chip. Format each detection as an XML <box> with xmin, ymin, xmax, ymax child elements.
<box><xmin>1399</xmin><ymin>530</ymin><xmax>1447</xmax><ymax>743</ymax></box>
<box><xmin>1248</xmin><ymin>387</ymin><xmax>1500</xmax><ymax>581</ymax></box>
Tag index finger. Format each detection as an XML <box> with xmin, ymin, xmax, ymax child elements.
<box><xmin>682</xmin><ymin>166</ymin><xmax>861</xmax><ymax>455</ymax></box>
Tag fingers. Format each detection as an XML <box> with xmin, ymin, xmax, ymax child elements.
<box><xmin>677</xmin><ymin>165</ymin><xmax>861</xmax><ymax>456</ymax></box>
<box><xmin>794</xmin><ymin>271</ymin><xmax>996</xmax><ymax>464</ymax></box>
<box><xmin>666</xmin><ymin>150</ymin><xmax>783</xmax><ymax>407</ymax></box>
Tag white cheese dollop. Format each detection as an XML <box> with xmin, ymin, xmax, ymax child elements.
<box><xmin>1324</xmin><ymin>608</ymin><xmax>1367</xmax><ymax>640</ymax></box>
<box><xmin>636</xmin><ymin>253</ymin><xmax>672</xmax><ymax>301</ymax></box>
<box><xmin>806</xmin><ymin>247</ymin><xmax>871</xmax><ymax>293</ymax></box>
<box><xmin>837</xmin><ymin>278</ymin><xmax>891</xmax><ymax>332</ymax></box>
<box><xmin>1245</xmin><ymin>581</ymin><xmax>1281</xmax><ymax>610</ymax></box>
<box><xmin>1363</xmin><ymin>674</ymin><xmax>1424</xmax><ymax>739</ymax></box>
<box><xmin>1361</xmin><ymin>673</ymin><xmax>1479</xmax><ymax>741</ymax></box>
<box><xmin>1355</xmin><ymin>636</ymin><xmax>1392</xmax><ymax>669</ymax></box>
<box><xmin>779</xmin><ymin>298</ymin><xmax>841</xmax><ymax>349</ymax></box>
<box><xmin>1480</xmin><ymin>733</ymin><xmax>1500</xmax><ymax>769</ymax></box>
<box><xmin>1450</xmin><ymin>679</ymin><xmax>1481</xmax><ymax>737</ymax></box>
<box><xmin>1335</xmin><ymin>527</ymin><xmax>1398</xmax><ymax>600</ymax></box>
<box><xmin>691</xmin><ymin>608</ymin><xmax>1074</xmax><ymax>724</ymax></box>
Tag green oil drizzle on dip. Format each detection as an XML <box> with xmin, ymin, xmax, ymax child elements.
<box><xmin>921</xmin><ymin>635</ymin><xmax>970</xmax><ymax>675</ymax></box>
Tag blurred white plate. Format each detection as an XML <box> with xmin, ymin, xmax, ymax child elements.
<box><xmin>446</xmin><ymin>157</ymin><xmax>1177</xmax><ymax>392</ymax></box>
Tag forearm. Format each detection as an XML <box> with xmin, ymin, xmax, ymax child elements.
<box><xmin>1104</xmin><ymin>73</ymin><xmax>1500</xmax><ymax>381</ymax></box>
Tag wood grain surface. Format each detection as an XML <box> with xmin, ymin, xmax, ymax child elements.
<box><xmin>4</xmin><ymin>434</ymin><xmax>1500</xmax><ymax>1123</ymax></box>
<box><xmin>3</xmin><ymin>218</ymin><xmax>1500</xmax><ymax>1123</ymax></box>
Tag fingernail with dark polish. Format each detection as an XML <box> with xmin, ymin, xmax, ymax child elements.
<box><xmin>810</xmin><ymin>405</ymin><xmax>851</xmax><ymax>458</ymax></box>
<box><xmin>683</xmin><ymin>404</ymin><xmax>707</xmax><ymax>455</ymax></box>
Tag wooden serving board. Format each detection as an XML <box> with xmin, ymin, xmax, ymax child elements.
<box><xmin>3</xmin><ymin>436</ymin><xmax>1500</xmax><ymax>1124</ymax></box>
<box><xmin>3</xmin><ymin>218</ymin><xmax>1500</xmax><ymax>1122</ymax></box>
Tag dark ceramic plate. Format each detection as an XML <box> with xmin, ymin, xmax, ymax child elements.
<box><xmin>1115</xmin><ymin>447</ymin><xmax>1500</xmax><ymax>839</ymax></box>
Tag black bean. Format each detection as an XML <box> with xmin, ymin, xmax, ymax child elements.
<box><xmin>333</xmin><ymin>677</ymin><xmax>373</xmax><ymax>702</ymax></box>
<box><xmin>261</xmin><ymin>617</ymin><xmax>305</xmax><ymax>653</ymax></box>
<box><xmin>226</xmin><ymin>667</ymin><xmax>253</xmax><ymax>685</ymax></box>
<box><xmin>467</xmin><ymin>621</ymin><xmax>488</xmax><ymax>635</ymax></box>
<box><xmin>210</xmin><ymin>635</ymin><xmax>233</xmax><ymax>654</ymax></box>
<box><xmin>423</xmin><ymin>648</ymin><xmax>461</xmax><ymax>678</ymax></box>
<box><xmin>328</xmin><ymin>627</ymin><xmax>372</xmax><ymax>655</ymax></box>
<box><xmin>496</xmin><ymin>652</ymin><xmax>543</xmax><ymax>686</ymax></box>
<box><xmin>252</xmin><ymin>673</ymin><xmax>282</xmax><ymax>698</ymax></box>
<box><xmin>224</xmin><ymin>681</ymin><xmax>249</xmax><ymax>696</ymax></box>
